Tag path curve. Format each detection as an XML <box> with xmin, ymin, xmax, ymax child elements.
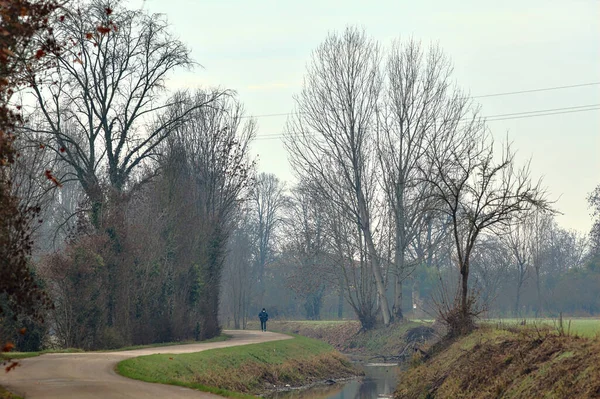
<box><xmin>0</xmin><ymin>330</ymin><xmax>291</xmax><ymax>398</ymax></box>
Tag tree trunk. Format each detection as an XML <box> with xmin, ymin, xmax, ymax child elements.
<box><xmin>337</xmin><ymin>281</ymin><xmax>344</xmax><ymax>319</ymax></box>
<box><xmin>460</xmin><ymin>260</ymin><xmax>469</xmax><ymax>321</ymax></box>
<box><xmin>514</xmin><ymin>284</ymin><xmax>522</xmax><ymax>318</ymax></box>
<box><xmin>364</xmin><ymin>230</ymin><xmax>391</xmax><ymax>325</ymax></box>
<box><xmin>535</xmin><ymin>266</ymin><xmax>542</xmax><ymax>317</ymax></box>
<box><xmin>392</xmin><ymin>246</ymin><xmax>404</xmax><ymax>321</ymax></box>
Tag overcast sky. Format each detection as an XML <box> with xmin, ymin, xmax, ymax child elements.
<box><xmin>143</xmin><ymin>0</ymin><xmax>599</xmax><ymax>234</ymax></box>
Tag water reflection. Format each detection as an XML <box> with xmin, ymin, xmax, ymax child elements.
<box><xmin>269</xmin><ymin>364</ymin><xmax>398</xmax><ymax>399</ymax></box>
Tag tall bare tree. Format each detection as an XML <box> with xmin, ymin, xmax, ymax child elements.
<box><xmin>377</xmin><ymin>40</ymin><xmax>455</xmax><ymax>320</ymax></box>
<box><xmin>24</xmin><ymin>0</ymin><xmax>222</xmax><ymax>226</ymax></box>
<box><xmin>285</xmin><ymin>26</ymin><xmax>393</xmax><ymax>326</ymax></box>
<box><xmin>250</xmin><ymin>172</ymin><xmax>286</xmax><ymax>307</ymax></box>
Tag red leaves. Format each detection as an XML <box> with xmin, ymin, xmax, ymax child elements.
<box><xmin>5</xmin><ymin>361</ymin><xmax>19</xmax><ymax>373</ymax></box>
<box><xmin>35</xmin><ymin>48</ymin><xmax>45</xmax><ymax>59</ymax></box>
<box><xmin>2</xmin><ymin>342</ymin><xmax>14</xmax><ymax>352</ymax></box>
<box><xmin>105</xmin><ymin>7</ymin><xmax>112</xmax><ymax>15</ymax></box>
<box><xmin>59</xmin><ymin>146</ymin><xmax>65</xmax><ymax>152</ymax></box>
<box><xmin>85</xmin><ymin>32</ymin><xmax>93</xmax><ymax>40</ymax></box>
<box><xmin>19</xmin><ymin>328</ymin><xmax>27</xmax><ymax>335</ymax></box>
<box><xmin>45</xmin><ymin>169</ymin><xmax>62</xmax><ymax>187</ymax></box>
<box><xmin>96</xmin><ymin>26</ymin><xmax>111</xmax><ymax>35</ymax></box>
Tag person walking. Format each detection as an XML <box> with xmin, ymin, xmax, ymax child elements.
<box><xmin>258</xmin><ymin>308</ymin><xmax>269</xmax><ymax>332</ymax></box>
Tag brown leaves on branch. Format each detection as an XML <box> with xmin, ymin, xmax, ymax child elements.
<box><xmin>44</xmin><ymin>169</ymin><xmax>62</xmax><ymax>187</ymax></box>
<box><xmin>1</xmin><ymin>0</ymin><xmax>60</xmax><ymax>354</ymax></box>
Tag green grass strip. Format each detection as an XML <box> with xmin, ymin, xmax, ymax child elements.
<box><xmin>116</xmin><ymin>334</ymin><xmax>346</xmax><ymax>398</ymax></box>
<box><xmin>0</xmin><ymin>385</ymin><xmax>24</xmax><ymax>399</ymax></box>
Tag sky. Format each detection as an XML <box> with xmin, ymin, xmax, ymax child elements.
<box><xmin>142</xmin><ymin>0</ymin><xmax>599</xmax><ymax>234</ymax></box>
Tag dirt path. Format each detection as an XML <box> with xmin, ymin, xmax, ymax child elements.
<box><xmin>0</xmin><ymin>330</ymin><xmax>291</xmax><ymax>398</ymax></box>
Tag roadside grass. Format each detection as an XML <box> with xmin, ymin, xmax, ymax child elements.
<box><xmin>0</xmin><ymin>386</ymin><xmax>23</xmax><ymax>399</ymax></box>
<box><xmin>0</xmin><ymin>334</ymin><xmax>230</xmax><ymax>361</ymax></box>
<box><xmin>395</xmin><ymin>326</ymin><xmax>600</xmax><ymax>398</ymax></box>
<box><xmin>116</xmin><ymin>334</ymin><xmax>358</xmax><ymax>397</ymax></box>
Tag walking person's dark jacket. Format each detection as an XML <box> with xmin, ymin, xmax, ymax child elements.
<box><xmin>259</xmin><ymin>309</ymin><xmax>269</xmax><ymax>332</ymax></box>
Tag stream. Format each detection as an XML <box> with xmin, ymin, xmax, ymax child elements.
<box><xmin>269</xmin><ymin>363</ymin><xmax>399</xmax><ymax>399</ymax></box>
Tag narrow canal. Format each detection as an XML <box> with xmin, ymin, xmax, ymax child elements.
<box><xmin>270</xmin><ymin>363</ymin><xmax>399</xmax><ymax>399</ymax></box>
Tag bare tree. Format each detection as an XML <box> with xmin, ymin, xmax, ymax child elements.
<box><xmin>503</xmin><ymin>217</ymin><xmax>536</xmax><ymax>317</ymax></box>
<box><xmin>530</xmin><ymin>210</ymin><xmax>553</xmax><ymax>316</ymax></box>
<box><xmin>588</xmin><ymin>185</ymin><xmax>600</xmax><ymax>257</ymax></box>
<box><xmin>250</xmin><ymin>172</ymin><xmax>286</xmax><ymax>307</ymax></box>
<box><xmin>376</xmin><ymin>40</ymin><xmax>455</xmax><ymax>320</ymax></box>
<box><xmin>423</xmin><ymin>120</ymin><xmax>550</xmax><ymax>334</ymax></box>
<box><xmin>283</xmin><ymin>183</ymin><xmax>332</xmax><ymax>320</ymax></box>
<box><xmin>221</xmin><ymin>212</ymin><xmax>254</xmax><ymax>329</ymax></box>
<box><xmin>24</xmin><ymin>0</ymin><xmax>222</xmax><ymax>226</ymax></box>
<box><xmin>284</xmin><ymin>26</ymin><xmax>393</xmax><ymax>326</ymax></box>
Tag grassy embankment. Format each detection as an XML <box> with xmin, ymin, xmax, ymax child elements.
<box><xmin>395</xmin><ymin>322</ymin><xmax>600</xmax><ymax>399</ymax></box>
<box><xmin>117</xmin><ymin>334</ymin><xmax>358</xmax><ymax>398</ymax></box>
<box><xmin>256</xmin><ymin>319</ymin><xmax>431</xmax><ymax>358</ymax></box>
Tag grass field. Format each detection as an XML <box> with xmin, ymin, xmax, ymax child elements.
<box><xmin>116</xmin><ymin>334</ymin><xmax>358</xmax><ymax>397</ymax></box>
<box><xmin>484</xmin><ymin>318</ymin><xmax>600</xmax><ymax>337</ymax></box>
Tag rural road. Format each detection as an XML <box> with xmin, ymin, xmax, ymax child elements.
<box><xmin>0</xmin><ymin>330</ymin><xmax>291</xmax><ymax>398</ymax></box>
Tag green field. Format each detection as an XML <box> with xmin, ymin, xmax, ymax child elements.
<box><xmin>116</xmin><ymin>334</ymin><xmax>357</xmax><ymax>397</ymax></box>
<box><xmin>484</xmin><ymin>317</ymin><xmax>600</xmax><ymax>337</ymax></box>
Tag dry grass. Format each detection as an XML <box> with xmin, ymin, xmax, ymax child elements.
<box><xmin>395</xmin><ymin>326</ymin><xmax>600</xmax><ymax>398</ymax></box>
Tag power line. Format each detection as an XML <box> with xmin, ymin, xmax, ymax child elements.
<box><xmin>252</xmin><ymin>104</ymin><xmax>600</xmax><ymax>141</ymax></box>
<box><xmin>485</xmin><ymin>103</ymin><xmax>600</xmax><ymax>119</ymax></box>
<box><xmin>471</xmin><ymin>82</ymin><xmax>600</xmax><ymax>99</ymax></box>
<box><xmin>242</xmin><ymin>81</ymin><xmax>600</xmax><ymax>120</ymax></box>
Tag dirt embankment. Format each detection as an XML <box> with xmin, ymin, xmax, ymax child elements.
<box><xmin>395</xmin><ymin>327</ymin><xmax>600</xmax><ymax>399</ymax></box>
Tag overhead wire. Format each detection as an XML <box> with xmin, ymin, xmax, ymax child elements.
<box><xmin>252</xmin><ymin>104</ymin><xmax>600</xmax><ymax>141</ymax></box>
<box><xmin>241</xmin><ymin>81</ymin><xmax>600</xmax><ymax>120</ymax></box>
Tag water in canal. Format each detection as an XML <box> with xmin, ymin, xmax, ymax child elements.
<box><xmin>269</xmin><ymin>363</ymin><xmax>399</xmax><ymax>399</ymax></box>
